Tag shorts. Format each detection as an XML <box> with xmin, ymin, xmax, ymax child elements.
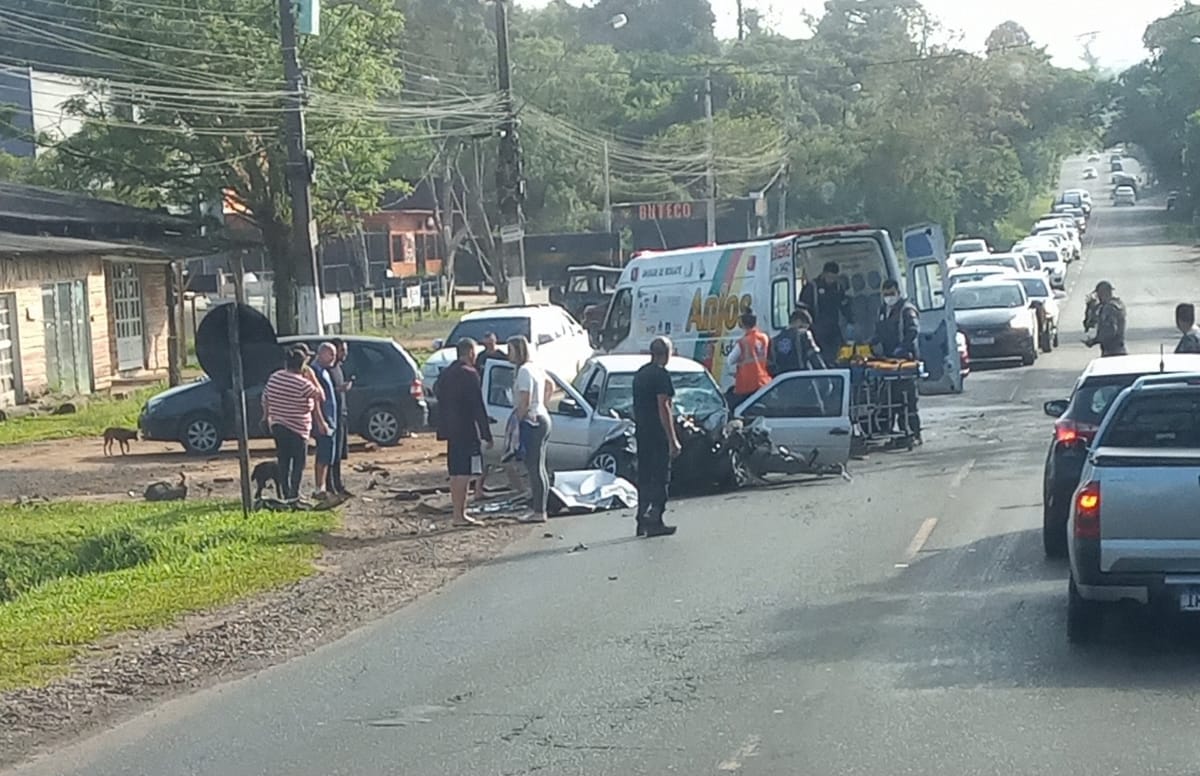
<box><xmin>315</xmin><ymin>434</ymin><xmax>337</xmax><ymax>465</ymax></box>
<box><xmin>447</xmin><ymin>439</ymin><xmax>483</xmax><ymax>477</ymax></box>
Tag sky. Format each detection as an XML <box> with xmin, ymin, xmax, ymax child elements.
<box><xmin>517</xmin><ymin>0</ymin><xmax>1187</xmax><ymax>71</ymax></box>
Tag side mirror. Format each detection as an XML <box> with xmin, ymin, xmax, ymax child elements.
<box><xmin>558</xmin><ymin>397</ymin><xmax>588</xmax><ymax>418</ymax></box>
<box><xmin>1044</xmin><ymin>399</ymin><xmax>1069</xmax><ymax>418</ymax></box>
<box><xmin>432</xmin><ymin>338</ymin><xmax>444</xmax><ymax>350</ymax></box>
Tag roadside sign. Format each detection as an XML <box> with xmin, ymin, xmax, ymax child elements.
<box><xmin>499</xmin><ymin>224</ymin><xmax>524</xmax><ymax>244</ymax></box>
<box><xmin>404</xmin><ymin>285</ymin><xmax>421</xmax><ymax>310</ymax></box>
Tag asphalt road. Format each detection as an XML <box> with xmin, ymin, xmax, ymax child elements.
<box><xmin>13</xmin><ymin>158</ymin><xmax>1200</xmax><ymax>776</ymax></box>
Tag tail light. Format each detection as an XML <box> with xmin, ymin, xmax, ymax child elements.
<box><xmin>410</xmin><ymin>379</ymin><xmax>424</xmax><ymax>400</ymax></box>
<box><xmin>1074</xmin><ymin>481</ymin><xmax>1100</xmax><ymax>539</ymax></box>
<box><xmin>1054</xmin><ymin>418</ymin><xmax>1097</xmax><ymax>446</ymax></box>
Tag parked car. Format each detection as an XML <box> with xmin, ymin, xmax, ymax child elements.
<box><xmin>1065</xmin><ymin>372</ymin><xmax>1200</xmax><ymax>643</ymax></box>
<box><xmin>422</xmin><ymin>304</ymin><xmax>593</xmax><ymax>416</ymax></box>
<box><xmin>948</xmin><ymin>238</ymin><xmax>991</xmax><ymax>267</ymax></box>
<box><xmin>1040</xmin><ymin>354</ymin><xmax>1200</xmax><ymax>558</ymax></box>
<box><xmin>139</xmin><ymin>335</ymin><xmax>428</xmax><ymax>454</ymax></box>
<box><xmin>1083</xmin><ymin>166</ymin><xmax>1097</xmax><ymax>180</ymax></box>
<box><xmin>1017</xmin><ymin>243</ymin><xmax>1066</xmax><ymax>289</ymax></box>
<box><xmin>1057</xmin><ymin>189</ymin><xmax>1092</xmax><ymax>216</ymax></box>
<box><xmin>958</xmin><ymin>252</ymin><xmax>1029</xmax><ymax>273</ymax></box>
<box><xmin>951</xmin><ymin>279</ymin><xmax>1038</xmax><ymax>366</ymax></box>
<box><xmin>1113</xmin><ymin>185</ymin><xmax>1137</xmax><ymax>206</ymax></box>
<box><xmin>1012</xmin><ymin>272</ymin><xmax>1062</xmax><ymax>352</ymax></box>
<box><xmin>547</xmin><ymin>265</ymin><xmax>622</xmax><ymax>342</ymax></box>
<box><xmin>1031</xmin><ymin>224</ymin><xmax>1081</xmax><ymax>260</ymax></box>
<box><xmin>947</xmin><ymin>265</ymin><xmax>1012</xmax><ymax>287</ymax></box>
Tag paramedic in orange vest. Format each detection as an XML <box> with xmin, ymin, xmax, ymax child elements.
<box><xmin>726</xmin><ymin>311</ymin><xmax>772</xmax><ymax>409</ymax></box>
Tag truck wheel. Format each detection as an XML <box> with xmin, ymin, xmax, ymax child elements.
<box><xmin>1067</xmin><ymin>577</ymin><xmax>1101</xmax><ymax>644</ymax></box>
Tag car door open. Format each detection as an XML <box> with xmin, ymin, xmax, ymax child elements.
<box><xmin>734</xmin><ymin>369</ymin><xmax>853</xmax><ymax>469</ymax></box>
<box><xmin>903</xmin><ymin>223</ymin><xmax>963</xmax><ymax>395</ymax></box>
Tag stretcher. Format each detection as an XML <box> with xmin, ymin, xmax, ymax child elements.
<box><xmin>839</xmin><ymin>355</ymin><xmax>925</xmax><ymax>451</ymax></box>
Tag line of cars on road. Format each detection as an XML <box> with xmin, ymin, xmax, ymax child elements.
<box><xmin>1041</xmin><ymin>353</ymin><xmax>1200</xmax><ymax>643</ymax></box>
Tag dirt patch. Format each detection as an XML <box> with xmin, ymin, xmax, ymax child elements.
<box><xmin>0</xmin><ymin>434</ymin><xmax>533</xmax><ymax>767</ymax></box>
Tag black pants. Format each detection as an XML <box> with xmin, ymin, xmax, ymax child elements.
<box><xmin>636</xmin><ymin>438</ymin><xmax>671</xmax><ymax>525</ymax></box>
<box><xmin>327</xmin><ymin>418</ymin><xmax>349</xmax><ymax>492</ymax></box>
<box><xmin>895</xmin><ymin>380</ymin><xmax>921</xmax><ymax>436</ymax></box>
<box><xmin>271</xmin><ymin>424</ymin><xmax>307</xmax><ymax>500</ymax></box>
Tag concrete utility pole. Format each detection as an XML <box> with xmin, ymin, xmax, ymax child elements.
<box><xmin>736</xmin><ymin>0</ymin><xmax>745</xmax><ymax>41</ymax></box>
<box><xmin>602</xmin><ymin>140</ymin><xmax>613</xmax><ymax>233</ymax></box>
<box><xmin>278</xmin><ymin>0</ymin><xmax>323</xmax><ymax>334</ymax></box>
<box><xmin>493</xmin><ymin>0</ymin><xmax>527</xmax><ymax>305</ymax></box>
<box><xmin>703</xmin><ymin>70</ymin><xmax>717</xmax><ymax>244</ymax></box>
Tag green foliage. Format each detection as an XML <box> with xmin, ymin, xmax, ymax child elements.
<box><xmin>0</xmin><ymin>499</ymin><xmax>335</xmax><ymax>688</ymax></box>
<box><xmin>0</xmin><ymin>384</ymin><xmax>162</xmax><ymax>446</ymax></box>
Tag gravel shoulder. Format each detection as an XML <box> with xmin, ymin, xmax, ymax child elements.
<box><xmin>0</xmin><ymin>434</ymin><xmax>529</xmax><ymax>768</ymax></box>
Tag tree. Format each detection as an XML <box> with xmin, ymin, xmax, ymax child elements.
<box><xmin>0</xmin><ymin>0</ymin><xmax>405</xmax><ymax>334</ymax></box>
<box><xmin>985</xmin><ymin>21</ymin><xmax>1033</xmax><ymax>52</ymax></box>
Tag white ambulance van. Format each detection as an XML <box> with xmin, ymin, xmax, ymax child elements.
<box><xmin>595</xmin><ymin>224</ymin><xmax>962</xmax><ymax>394</ymax></box>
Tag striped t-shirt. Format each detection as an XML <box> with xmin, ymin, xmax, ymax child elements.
<box><xmin>263</xmin><ymin>369</ymin><xmax>322</xmax><ymax>439</ymax></box>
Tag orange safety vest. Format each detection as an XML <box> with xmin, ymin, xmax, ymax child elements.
<box><xmin>734</xmin><ymin>329</ymin><xmax>772</xmax><ymax>395</ymax></box>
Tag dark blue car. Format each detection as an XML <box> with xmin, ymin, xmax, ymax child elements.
<box><xmin>139</xmin><ymin>335</ymin><xmax>427</xmax><ymax>455</ymax></box>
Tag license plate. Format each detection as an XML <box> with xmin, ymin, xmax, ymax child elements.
<box><xmin>1179</xmin><ymin>590</ymin><xmax>1200</xmax><ymax>612</ymax></box>
<box><xmin>972</xmin><ymin>336</ymin><xmax>995</xmax><ymax>345</ymax></box>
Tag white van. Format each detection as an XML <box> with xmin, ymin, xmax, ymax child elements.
<box><xmin>596</xmin><ymin>224</ymin><xmax>963</xmax><ymax>394</ymax></box>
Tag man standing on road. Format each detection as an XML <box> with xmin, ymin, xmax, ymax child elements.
<box><xmin>435</xmin><ymin>338</ymin><xmax>493</xmax><ymax>526</ymax></box>
<box><xmin>325</xmin><ymin>338</ymin><xmax>353</xmax><ymax>496</ymax></box>
<box><xmin>726</xmin><ymin>311</ymin><xmax>772</xmax><ymax>409</ymax></box>
<box><xmin>799</xmin><ymin>261</ymin><xmax>854</xmax><ymax>355</ymax></box>
<box><xmin>310</xmin><ymin>343</ymin><xmax>340</xmax><ymax>501</ymax></box>
<box><xmin>1175</xmin><ymin>303</ymin><xmax>1200</xmax><ymax>354</ymax></box>
<box><xmin>474</xmin><ymin>332</ymin><xmax>503</xmax><ymax>376</ymax></box>
<box><xmin>1084</xmin><ymin>281</ymin><xmax>1127</xmax><ymax>357</ymax></box>
<box><xmin>262</xmin><ymin>348</ymin><xmax>329</xmax><ymax>502</ymax></box>
<box><xmin>632</xmin><ymin>337</ymin><xmax>681</xmax><ymax>538</ymax></box>
<box><xmin>871</xmin><ymin>279</ymin><xmax>922</xmax><ymax>444</ymax></box>
<box><xmin>769</xmin><ymin>309</ymin><xmax>826</xmax><ymax>375</ymax></box>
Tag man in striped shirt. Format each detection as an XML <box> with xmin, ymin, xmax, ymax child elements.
<box><xmin>262</xmin><ymin>348</ymin><xmax>329</xmax><ymax>501</ymax></box>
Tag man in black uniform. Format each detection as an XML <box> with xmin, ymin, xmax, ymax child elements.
<box><xmin>871</xmin><ymin>279</ymin><xmax>922</xmax><ymax>444</ymax></box>
<box><xmin>326</xmin><ymin>338</ymin><xmax>352</xmax><ymax>496</ymax></box>
<box><xmin>799</xmin><ymin>261</ymin><xmax>854</xmax><ymax>356</ymax></box>
<box><xmin>1176</xmin><ymin>303</ymin><xmax>1200</xmax><ymax>354</ymax></box>
<box><xmin>769</xmin><ymin>309</ymin><xmax>826</xmax><ymax>375</ymax></box>
<box><xmin>632</xmin><ymin>336</ymin><xmax>682</xmax><ymax>538</ymax></box>
<box><xmin>1084</xmin><ymin>281</ymin><xmax>1127</xmax><ymax>357</ymax></box>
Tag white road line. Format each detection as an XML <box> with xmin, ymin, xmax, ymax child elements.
<box><xmin>717</xmin><ymin>735</ymin><xmax>762</xmax><ymax>772</ymax></box>
<box><xmin>948</xmin><ymin>458</ymin><xmax>975</xmax><ymax>491</ymax></box>
<box><xmin>903</xmin><ymin>517</ymin><xmax>939</xmax><ymax>560</ymax></box>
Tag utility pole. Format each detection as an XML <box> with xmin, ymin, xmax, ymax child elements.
<box><xmin>736</xmin><ymin>0</ymin><xmax>744</xmax><ymax>41</ymax></box>
<box><xmin>602</xmin><ymin>140</ymin><xmax>613</xmax><ymax>233</ymax></box>
<box><xmin>493</xmin><ymin>0</ymin><xmax>527</xmax><ymax>305</ymax></box>
<box><xmin>703</xmin><ymin>71</ymin><xmax>717</xmax><ymax>244</ymax></box>
<box><xmin>442</xmin><ymin>141</ymin><xmax>456</xmax><ymax>309</ymax></box>
<box><xmin>278</xmin><ymin>0</ymin><xmax>323</xmax><ymax>334</ymax></box>
<box><xmin>777</xmin><ymin>163</ymin><xmax>788</xmax><ymax>233</ymax></box>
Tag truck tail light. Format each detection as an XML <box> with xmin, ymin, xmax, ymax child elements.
<box><xmin>410</xmin><ymin>379</ymin><xmax>424</xmax><ymax>400</ymax></box>
<box><xmin>1074</xmin><ymin>481</ymin><xmax>1100</xmax><ymax>539</ymax></box>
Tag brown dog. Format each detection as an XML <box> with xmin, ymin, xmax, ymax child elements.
<box><xmin>102</xmin><ymin>427</ymin><xmax>138</xmax><ymax>456</ymax></box>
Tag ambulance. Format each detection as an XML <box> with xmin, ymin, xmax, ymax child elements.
<box><xmin>594</xmin><ymin>224</ymin><xmax>963</xmax><ymax>394</ymax></box>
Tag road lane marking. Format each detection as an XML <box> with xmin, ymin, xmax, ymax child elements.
<box><xmin>903</xmin><ymin>518</ymin><xmax>939</xmax><ymax>560</ymax></box>
<box><xmin>717</xmin><ymin>735</ymin><xmax>761</xmax><ymax>771</ymax></box>
<box><xmin>948</xmin><ymin>459</ymin><xmax>975</xmax><ymax>492</ymax></box>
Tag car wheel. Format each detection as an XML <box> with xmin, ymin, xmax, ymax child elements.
<box><xmin>1053</xmin><ymin>328</ymin><xmax>1060</xmax><ymax>348</ymax></box>
<box><xmin>1043</xmin><ymin>497</ymin><xmax>1068</xmax><ymax>559</ymax></box>
<box><xmin>1021</xmin><ymin>346</ymin><xmax>1037</xmax><ymax>366</ymax></box>
<box><xmin>181</xmin><ymin>413</ymin><xmax>222</xmax><ymax>455</ymax></box>
<box><xmin>589</xmin><ymin>448</ymin><xmax>635</xmax><ymax>481</ymax></box>
<box><xmin>1039</xmin><ymin>326</ymin><xmax>1053</xmax><ymax>353</ymax></box>
<box><xmin>363</xmin><ymin>404</ymin><xmax>403</xmax><ymax>447</ymax></box>
<box><xmin>1067</xmin><ymin>576</ymin><xmax>1101</xmax><ymax>644</ymax></box>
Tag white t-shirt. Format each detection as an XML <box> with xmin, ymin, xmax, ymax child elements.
<box><xmin>516</xmin><ymin>363</ymin><xmax>550</xmax><ymax>422</ymax></box>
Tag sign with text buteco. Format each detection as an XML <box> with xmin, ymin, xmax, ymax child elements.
<box><xmin>611</xmin><ymin>201</ymin><xmax>702</xmax><ymax>226</ymax></box>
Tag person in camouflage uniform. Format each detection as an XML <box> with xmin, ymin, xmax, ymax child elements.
<box><xmin>1084</xmin><ymin>281</ymin><xmax>1127</xmax><ymax>357</ymax></box>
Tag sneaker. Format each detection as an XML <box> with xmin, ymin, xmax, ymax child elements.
<box><xmin>643</xmin><ymin>523</ymin><xmax>677</xmax><ymax>538</ymax></box>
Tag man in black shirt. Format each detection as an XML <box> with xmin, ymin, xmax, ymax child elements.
<box><xmin>769</xmin><ymin>309</ymin><xmax>826</xmax><ymax>375</ymax></box>
<box><xmin>632</xmin><ymin>336</ymin><xmax>682</xmax><ymax>538</ymax></box>
<box><xmin>1175</xmin><ymin>303</ymin><xmax>1200</xmax><ymax>354</ymax></box>
<box><xmin>798</xmin><ymin>261</ymin><xmax>854</xmax><ymax>356</ymax></box>
<box><xmin>473</xmin><ymin>332</ymin><xmax>503</xmax><ymax>376</ymax></box>
<box><xmin>326</xmin><ymin>338</ymin><xmax>352</xmax><ymax>496</ymax></box>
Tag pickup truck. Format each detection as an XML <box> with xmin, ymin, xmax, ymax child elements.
<box><xmin>1067</xmin><ymin>373</ymin><xmax>1200</xmax><ymax>643</ymax></box>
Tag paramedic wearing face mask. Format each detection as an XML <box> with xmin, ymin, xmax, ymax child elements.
<box><xmin>871</xmin><ymin>279</ymin><xmax>923</xmax><ymax>444</ymax></box>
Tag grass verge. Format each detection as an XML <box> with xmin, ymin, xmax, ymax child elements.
<box><xmin>0</xmin><ymin>500</ymin><xmax>335</xmax><ymax>691</ymax></box>
<box><xmin>0</xmin><ymin>384</ymin><xmax>164</xmax><ymax>447</ymax></box>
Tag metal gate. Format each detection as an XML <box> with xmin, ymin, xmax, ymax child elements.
<box><xmin>0</xmin><ymin>293</ymin><xmax>19</xmax><ymax>406</ymax></box>
<box><xmin>110</xmin><ymin>263</ymin><xmax>144</xmax><ymax>371</ymax></box>
<box><xmin>42</xmin><ymin>280</ymin><xmax>93</xmax><ymax>395</ymax></box>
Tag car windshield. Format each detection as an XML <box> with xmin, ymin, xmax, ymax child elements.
<box><xmin>1038</xmin><ymin>250</ymin><xmax>1061</xmax><ymax>264</ymax></box>
<box><xmin>951</xmin><ymin>284</ymin><xmax>1024</xmax><ymax>310</ymax></box>
<box><xmin>1102</xmin><ymin>392</ymin><xmax>1200</xmax><ymax>448</ymax></box>
<box><xmin>962</xmin><ymin>255</ymin><xmax>1015</xmax><ymax>270</ymax></box>
<box><xmin>1018</xmin><ymin>278</ymin><xmax>1049</xmax><ymax>298</ymax></box>
<box><xmin>597</xmin><ymin>371</ymin><xmax>726</xmax><ymax>419</ymax></box>
<box><xmin>951</xmin><ymin>240</ymin><xmax>986</xmax><ymax>254</ymax></box>
<box><xmin>1023</xmin><ymin>254</ymin><xmax>1043</xmax><ymax>270</ymax></box>
<box><xmin>445</xmin><ymin>316</ymin><xmax>531</xmax><ymax>345</ymax></box>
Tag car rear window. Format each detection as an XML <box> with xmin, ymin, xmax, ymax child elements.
<box><xmin>1068</xmin><ymin>375</ymin><xmax>1140</xmax><ymax>425</ymax></box>
<box><xmin>1102</xmin><ymin>392</ymin><xmax>1200</xmax><ymax>448</ymax></box>
<box><xmin>446</xmin><ymin>317</ymin><xmax>531</xmax><ymax>344</ymax></box>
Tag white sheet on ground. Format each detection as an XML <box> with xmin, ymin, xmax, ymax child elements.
<box><xmin>547</xmin><ymin>470</ymin><xmax>638</xmax><ymax>516</ymax></box>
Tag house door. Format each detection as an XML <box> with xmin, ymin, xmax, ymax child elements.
<box><xmin>42</xmin><ymin>280</ymin><xmax>93</xmax><ymax>395</ymax></box>
<box><xmin>110</xmin><ymin>263</ymin><xmax>145</xmax><ymax>371</ymax></box>
<box><xmin>0</xmin><ymin>293</ymin><xmax>20</xmax><ymax>406</ymax></box>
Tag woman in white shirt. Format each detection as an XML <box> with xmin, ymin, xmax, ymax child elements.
<box><xmin>507</xmin><ymin>335</ymin><xmax>553</xmax><ymax>522</ymax></box>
